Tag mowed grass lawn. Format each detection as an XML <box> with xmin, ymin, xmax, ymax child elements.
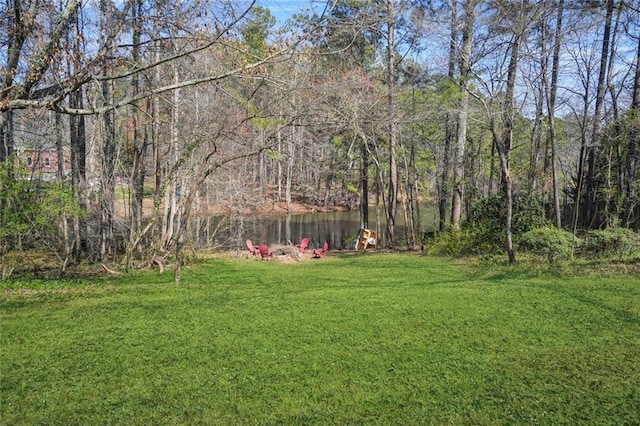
<box><xmin>1</xmin><ymin>253</ymin><xmax>639</xmax><ymax>425</ymax></box>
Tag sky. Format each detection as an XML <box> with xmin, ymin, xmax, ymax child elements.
<box><xmin>256</xmin><ymin>0</ymin><xmax>329</xmax><ymax>23</ymax></box>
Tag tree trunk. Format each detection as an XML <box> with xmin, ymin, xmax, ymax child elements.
<box><xmin>585</xmin><ymin>0</ymin><xmax>614</xmax><ymax>228</ymax></box>
<box><xmin>529</xmin><ymin>93</ymin><xmax>543</xmax><ymax>192</ymax></box>
<box><xmin>624</xmin><ymin>35</ymin><xmax>640</xmax><ymax>228</ymax></box>
<box><xmin>100</xmin><ymin>0</ymin><xmax>115</xmax><ymax>260</ymax></box>
<box><xmin>285</xmin><ymin>126</ymin><xmax>296</xmax><ymax>211</ymax></box>
<box><xmin>545</xmin><ymin>0</ymin><xmax>564</xmax><ymax>228</ymax></box>
<box><xmin>497</xmin><ymin>2</ymin><xmax>527</xmax><ymax>264</ymax></box>
<box><xmin>385</xmin><ymin>0</ymin><xmax>398</xmax><ymax>247</ymax></box>
<box><xmin>174</xmin><ymin>191</ymin><xmax>196</xmax><ymax>285</ymax></box>
<box><xmin>401</xmin><ymin>142</ymin><xmax>417</xmax><ymax>250</ymax></box>
<box><xmin>438</xmin><ymin>0</ymin><xmax>457</xmax><ymax>232</ymax></box>
<box><xmin>360</xmin><ymin>134</ymin><xmax>369</xmax><ymax>229</ymax></box>
<box><xmin>130</xmin><ymin>0</ymin><xmax>145</xmax><ymax>243</ymax></box>
<box><xmin>55</xmin><ymin>111</ymin><xmax>71</xmax><ymax>277</ymax></box>
<box><xmin>69</xmin><ymin>92</ymin><xmax>87</xmax><ymax>261</ymax></box>
<box><xmin>152</xmin><ymin>18</ymin><xmax>162</xmax><ymax>245</ymax></box>
<box><xmin>163</xmin><ymin>59</ymin><xmax>181</xmax><ymax>249</ymax></box>
<box><xmin>488</xmin><ymin>128</ymin><xmax>497</xmax><ymax>195</ymax></box>
<box><xmin>530</xmin><ymin>18</ymin><xmax>545</xmax><ymax>193</ymax></box>
<box><xmin>277</xmin><ymin>128</ymin><xmax>283</xmax><ymax>203</ymax></box>
<box><xmin>0</xmin><ymin>112</ymin><xmax>14</xmax><ymax>162</ymax></box>
<box><xmin>603</xmin><ymin>4</ymin><xmax>623</xmax><ymax>227</ymax></box>
<box><xmin>451</xmin><ymin>0</ymin><xmax>475</xmax><ymax>231</ymax></box>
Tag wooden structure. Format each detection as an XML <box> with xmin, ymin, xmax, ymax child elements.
<box><xmin>355</xmin><ymin>228</ymin><xmax>378</xmax><ymax>250</ymax></box>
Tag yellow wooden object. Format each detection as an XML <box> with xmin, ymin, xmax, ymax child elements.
<box><xmin>355</xmin><ymin>228</ymin><xmax>378</xmax><ymax>250</ymax></box>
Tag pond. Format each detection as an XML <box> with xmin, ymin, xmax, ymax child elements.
<box><xmin>193</xmin><ymin>204</ymin><xmax>438</xmax><ymax>251</ymax></box>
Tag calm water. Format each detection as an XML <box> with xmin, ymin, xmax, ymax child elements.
<box><xmin>194</xmin><ymin>205</ymin><xmax>437</xmax><ymax>251</ymax></box>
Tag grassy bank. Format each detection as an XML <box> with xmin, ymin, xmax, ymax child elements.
<box><xmin>1</xmin><ymin>253</ymin><xmax>639</xmax><ymax>424</ymax></box>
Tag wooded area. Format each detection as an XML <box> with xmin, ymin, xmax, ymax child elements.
<box><xmin>1</xmin><ymin>0</ymin><xmax>639</xmax><ymax>281</ymax></box>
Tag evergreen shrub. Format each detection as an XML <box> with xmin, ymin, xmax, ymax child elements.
<box><xmin>469</xmin><ymin>193</ymin><xmax>550</xmax><ymax>239</ymax></box>
<box><xmin>519</xmin><ymin>227</ymin><xmax>580</xmax><ymax>263</ymax></box>
<box><xmin>580</xmin><ymin>228</ymin><xmax>640</xmax><ymax>259</ymax></box>
<box><xmin>425</xmin><ymin>227</ymin><xmax>502</xmax><ymax>257</ymax></box>
<box><xmin>427</xmin><ymin>194</ymin><xmax>552</xmax><ymax>257</ymax></box>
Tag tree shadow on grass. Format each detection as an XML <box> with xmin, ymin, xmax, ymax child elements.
<box><xmin>536</xmin><ymin>282</ymin><xmax>640</xmax><ymax>326</ymax></box>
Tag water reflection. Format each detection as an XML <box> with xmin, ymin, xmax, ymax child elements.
<box><xmin>196</xmin><ymin>205</ymin><xmax>436</xmax><ymax>250</ymax></box>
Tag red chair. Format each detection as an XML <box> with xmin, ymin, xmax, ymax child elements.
<box><xmin>246</xmin><ymin>239</ymin><xmax>261</xmax><ymax>257</ymax></box>
<box><xmin>312</xmin><ymin>241</ymin><xmax>328</xmax><ymax>259</ymax></box>
<box><xmin>258</xmin><ymin>244</ymin><xmax>273</xmax><ymax>260</ymax></box>
<box><xmin>296</xmin><ymin>237</ymin><xmax>310</xmax><ymax>253</ymax></box>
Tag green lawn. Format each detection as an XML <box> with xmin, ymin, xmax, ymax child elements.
<box><xmin>1</xmin><ymin>253</ymin><xmax>639</xmax><ymax>424</ymax></box>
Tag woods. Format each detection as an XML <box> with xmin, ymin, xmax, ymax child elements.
<box><xmin>1</xmin><ymin>0</ymin><xmax>639</xmax><ymax>279</ymax></box>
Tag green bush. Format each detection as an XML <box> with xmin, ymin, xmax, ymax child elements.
<box><xmin>0</xmin><ymin>162</ymin><xmax>79</xmax><ymax>273</ymax></box>
<box><xmin>469</xmin><ymin>193</ymin><xmax>550</xmax><ymax>244</ymax></box>
<box><xmin>580</xmin><ymin>228</ymin><xmax>640</xmax><ymax>259</ymax></box>
<box><xmin>519</xmin><ymin>227</ymin><xmax>580</xmax><ymax>263</ymax></box>
<box><xmin>430</xmin><ymin>193</ymin><xmax>553</xmax><ymax>258</ymax></box>
<box><xmin>425</xmin><ymin>227</ymin><xmax>503</xmax><ymax>257</ymax></box>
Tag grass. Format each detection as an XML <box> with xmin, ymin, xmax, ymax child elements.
<box><xmin>1</xmin><ymin>253</ymin><xmax>639</xmax><ymax>424</ymax></box>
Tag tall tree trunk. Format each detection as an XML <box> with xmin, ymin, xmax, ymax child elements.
<box><xmin>163</xmin><ymin>59</ymin><xmax>181</xmax><ymax>249</ymax></box>
<box><xmin>151</xmin><ymin>4</ymin><xmax>163</xmax><ymax>248</ymax></box>
<box><xmin>360</xmin><ymin>134</ymin><xmax>369</xmax><ymax>229</ymax></box>
<box><xmin>100</xmin><ymin>0</ymin><xmax>115</xmax><ymax>260</ymax></box>
<box><xmin>69</xmin><ymin>88</ymin><xmax>86</xmax><ymax>261</ymax></box>
<box><xmin>277</xmin><ymin>128</ymin><xmax>283</xmax><ymax>202</ymax></box>
<box><xmin>544</xmin><ymin>0</ymin><xmax>564</xmax><ymax>228</ymax></box>
<box><xmin>451</xmin><ymin>0</ymin><xmax>475</xmax><ymax>230</ymax></box>
<box><xmin>488</xmin><ymin>127</ymin><xmax>497</xmax><ymax>195</ymax></box>
<box><xmin>100</xmin><ymin>103</ymin><xmax>115</xmax><ymax>259</ymax></box>
<box><xmin>438</xmin><ymin>0</ymin><xmax>457</xmax><ymax>231</ymax></box>
<box><xmin>130</xmin><ymin>0</ymin><xmax>145</xmax><ymax>248</ymax></box>
<box><xmin>603</xmin><ymin>4</ymin><xmax>623</xmax><ymax>227</ymax></box>
<box><xmin>385</xmin><ymin>0</ymin><xmax>398</xmax><ymax>247</ymax></box>
<box><xmin>55</xmin><ymin>111</ymin><xmax>71</xmax><ymax>277</ymax></box>
<box><xmin>530</xmin><ymin>19</ymin><xmax>545</xmax><ymax>193</ymax></box>
<box><xmin>585</xmin><ymin>0</ymin><xmax>614</xmax><ymax>228</ymax></box>
<box><xmin>529</xmin><ymin>73</ymin><xmax>543</xmax><ymax>192</ymax></box>
<box><xmin>0</xmin><ymin>112</ymin><xmax>13</xmax><ymax>162</ymax></box>
<box><xmin>401</xmin><ymin>142</ymin><xmax>417</xmax><ymax>250</ymax></box>
<box><xmin>285</xmin><ymin>126</ymin><xmax>296</xmax><ymax>211</ymax></box>
<box><xmin>69</xmin><ymin>2</ymin><xmax>87</xmax><ymax>261</ymax></box>
<box><xmin>624</xmin><ymin>34</ymin><xmax>640</xmax><ymax>228</ymax></box>
<box><xmin>497</xmin><ymin>2</ymin><xmax>527</xmax><ymax>264</ymax></box>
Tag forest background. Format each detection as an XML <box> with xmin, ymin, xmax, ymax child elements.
<box><xmin>1</xmin><ymin>0</ymin><xmax>639</xmax><ymax>282</ymax></box>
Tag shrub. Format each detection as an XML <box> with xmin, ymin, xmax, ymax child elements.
<box><xmin>425</xmin><ymin>227</ymin><xmax>503</xmax><ymax>257</ymax></box>
<box><xmin>519</xmin><ymin>227</ymin><xmax>580</xmax><ymax>263</ymax></box>
<box><xmin>580</xmin><ymin>228</ymin><xmax>640</xmax><ymax>259</ymax></box>
<box><xmin>469</xmin><ymin>193</ymin><xmax>550</xmax><ymax>242</ymax></box>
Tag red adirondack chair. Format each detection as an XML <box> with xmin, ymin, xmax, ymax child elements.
<box><xmin>246</xmin><ymin>239</ymin><xmax>261</xmax><ymax>257</ymax></box>
<box><xmin>296</xmin><ymin>237</ymin><xmax>310</xmax><ymax>253</ymax></box>
<box><xmin>312</xmin><ymin>241</ymin><xmax>329</xmax><ymax>259</ymax></box>
<box><xmin>258</xmin><ymin>244</ymin><xmax>273</xmax><ymax>260</ymax></box>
